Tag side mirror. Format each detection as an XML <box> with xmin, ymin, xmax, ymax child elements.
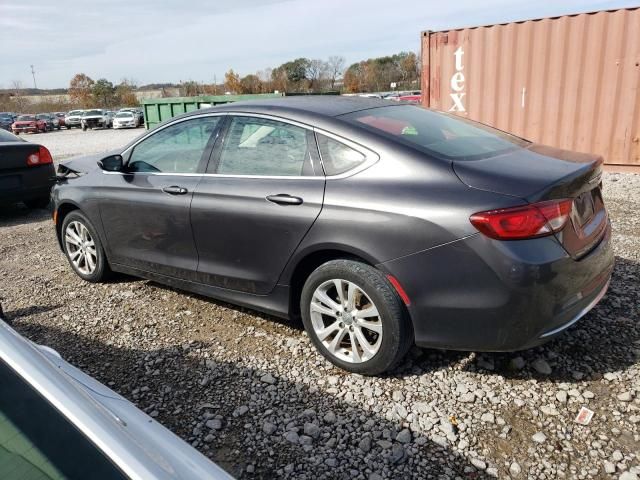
<box><xmin>98</xmin><ymin>154</ymin><xmax>123</xmax><ymax>172</ymax></box>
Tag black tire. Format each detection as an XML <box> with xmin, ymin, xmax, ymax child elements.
<box><xmin>82</xmin><ymin>125</ymin><xmax>87</xmax><ymax>131</ymax></box>
<box><xmin>61</xmin><ymin>211</ymin><xmax>111</xmax><ymax>283</ymax></box>
<box><xmin>23</xmin><ymin>196</ymin><xmax>50</xmax><ymax>209</ymax></box>
<box><xmin>300</xmin><ymin>260</ymin><xmax>413</xmax><ymax>375</ymax></box>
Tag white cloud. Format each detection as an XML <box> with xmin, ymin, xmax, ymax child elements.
<box><xmin>0</xmin><ymin>0</ymin><xmax>636</xmax><ymax>88</ymax></box>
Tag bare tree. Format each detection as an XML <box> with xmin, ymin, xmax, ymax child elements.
<box><xmin>307</xmin><ymin>59</ymin><xmax>329</xmax><ymax>92</ymax></box>
<box><xmin>327</xmin><ymin>56</ymin><xmax>346</xmax><ymax>90</ymax></box>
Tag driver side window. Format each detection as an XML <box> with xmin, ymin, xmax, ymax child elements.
<box><xmin>127</xmin><ymin>116</ymin><xmax>221</xmax><ymax>173</ymax></box>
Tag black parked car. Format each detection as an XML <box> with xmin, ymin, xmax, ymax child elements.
<box><xmin>52</xmin><ymin>97</ymin><xmax>613</xmax><ymax>375</ymax></box>
<box><xmin>0</xmin><ymin>129</ymin><xmax>55</xmax><ymax>208</ymax></box>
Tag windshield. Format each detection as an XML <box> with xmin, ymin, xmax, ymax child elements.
<box><xmin>84</xmin><ymin>110</ymin><xmax>103</xmax><ymax>116</ymax></box>
<box><xmin>0</xmin><ymin>359</ymin><xmax>126</xmax><ymax>479</ymax></box>
<box><xmin>36</xmin><ymin>114</ymin><xmax>49</xmax><ymax>119</ymax></box>
<box><xmin>341</xmin><ymin>105</ymin><xmax>530</xmax><ymax>161</ymax></box>
<box><xmin>68</xmin><ymin>111</ymin><xmax>83</xmax><ymax>116</ymax></box>
<box><xmin>116</xmin><ymin>112</ymin><xmax>134</xmax><ymax>118</ymax></box>
<box><xmin>17</xmin><ymin>115</ymin><xmax>35</xmax><ymax>121</ymax></box>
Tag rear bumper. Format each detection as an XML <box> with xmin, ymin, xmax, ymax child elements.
<box><xmin>0</xmin><ymin>165</ymin><xmax>56</xmax><ymax>204</ymax></box>
<box><xmin>379</xmin><ymin>221</ymin><xmax>614</xmax><ymax>352</ymax></box>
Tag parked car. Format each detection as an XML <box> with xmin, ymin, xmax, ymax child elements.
<box><xmin>113</xmin><ymin>111</ymin><xmax>138</xmax><ymax>129</ymax></box>
<box><xmin>52</xmin><ymin>97</ymin><xmax>614</xmax><ymax>375</ymax></box>
<box><xmin>82</xmin><ymin>109</ymin><xmax>111</xmax><ymax>130</ymax></box>
<box><xmin>0</xmin><ymin>112</ymin><xmax>14</xmax><ymax>131</ymax></box>
<box><xmin>0</xmin><ymin>129</ymin><xmax>54</xmax><ymax>208</ymax></box>
<box><xmin>119</xmin><ymin>108</ymin><xmax>144</xmax><ymax>127</ymax></box>
<box><xmin>65</xmin><ymin>109</ymin><xmax>85</xmax><ymax>129</ymax></box>
<box><xmin>54</xmin><ymin>111</ymin><xmax>67</xmax><ymax>128</ymax></box>
<box><xmin>11</xmin><ymin>114</ymin><xmax>47</xmax><ymax>134</ymax></box>
<box><xmin>0</xmin><ymin>305</ymin><xmax>234</xmax><ymax>480</ymax></box>
<box><xmin>397</xmin><ymin>94</ymin><xmax>422</xmax><ymax>104</ymax></box>
<box><xmin>36</xmin><ymin>113</ymin><xmax>58</xmax><ymax>131</ymax></box>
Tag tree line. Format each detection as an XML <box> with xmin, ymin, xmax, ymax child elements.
<box><xmin>0</xmin><ymin>50</ymin><xmax>420</xmax><ymax>112</ymax></box>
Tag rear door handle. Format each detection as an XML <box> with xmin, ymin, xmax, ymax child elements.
<box><xmin>266</xmin><ymin>194</ymin><xmax>303</xmax><ymax>206</ymax></box>
<box><xmin>162</xmin><ymin>185</ymin><xmax>188</xmax><ymax>195</ymax></box>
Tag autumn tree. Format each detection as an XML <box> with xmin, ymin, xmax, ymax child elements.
<box><xmin>69</xmin><ymin>73</ymin><xmax>95</xmax><ymax>107</ymax></box>
<box><xmin>116</xmin><ymin>79</ymin><xmax>139</xmax><ymax>107</ymax></box>
<box><xmin>224</xmin><ymin>69</ymin><xmax>242</xmax><ymax>94</ymax></box>
<box><xmin>180</xmin><ymin>80</ymin><xmax>200</xmax><ymax>96</ymax></box>
<box><xmin>240</xmin><ymin>74</ymin><xmax>262</xmax><ymax>94</ymax></box>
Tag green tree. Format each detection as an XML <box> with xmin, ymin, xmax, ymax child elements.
<box><xmin>91</xmin><ymin>78</ymin><xmax>115</xmax><ymax>107</ymax></box>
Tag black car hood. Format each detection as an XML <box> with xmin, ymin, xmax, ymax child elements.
<box><xmin>60</xmin><ymin>150</ymin><xmax>119</xmax><ymax>174</ymax></box>
<box><xmin>452</xmin><ymin>143</ymin><xmax>602</xmax><ymax>202</ymax></box>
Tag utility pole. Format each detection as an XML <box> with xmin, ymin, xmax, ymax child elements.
<box><xmin>30</xmin><ymin>65</ymin><xmax>37</xmax><ymax>89</ymax></box>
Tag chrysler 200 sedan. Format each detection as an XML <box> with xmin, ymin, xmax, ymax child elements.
<box><xmin>52</xmin><ymin>97</ymin><xmax>614</xmax><ymax>375</ymax></box>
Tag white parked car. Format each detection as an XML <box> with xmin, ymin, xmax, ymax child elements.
<box><xmin>65</xmin><ymin>110</ymin><xmax>85</xmax><ymax>129</ymax></box>
<box><xmin>113</xmin><ymin>111</ymin><xmax>138</xmax><ymax>129</ymax></box>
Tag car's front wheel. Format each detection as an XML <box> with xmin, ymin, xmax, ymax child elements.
<box><xmin>62</xmin><ymin>211</ymin><xmax>111</xmax><ymax>282</ymax></box>
<box><xmin>301</xmin><ymin>260</ymin><xmax>413</xmax><ymax>375</ymax></box>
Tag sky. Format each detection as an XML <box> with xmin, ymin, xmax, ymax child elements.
<box><xmin>1</xmin><ymin>0</ymin><xmax>637</xmax><ymax>89</ymax></box>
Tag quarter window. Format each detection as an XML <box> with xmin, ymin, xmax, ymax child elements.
<box><xmin>217</xmin><ymin>117</ymin><xmax>309</xmax><ymax>176</ymax></box>
<box><xmin>127</xmin><ymin>116</ymin><xmax>220</xmax><ymax>173</ymax></box>
<box><xmin>316</xmin><ymin>134</ymin><xmax>366</xmax><ymax>175</ymax></box>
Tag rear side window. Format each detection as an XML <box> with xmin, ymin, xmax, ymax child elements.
<box><xmin>341</xmin><ymin>105</ymin><xmax>530</xmax><ymax>161</ymax></box>
<box><xmin>316</xmin><ymin>134</ymin><xmax>366</xmax><ymax>175</ymax></box>
<box><xmin>216</xmin><ymin>116</ymin><xmax>310</xmax><ymax>176</ymax></box>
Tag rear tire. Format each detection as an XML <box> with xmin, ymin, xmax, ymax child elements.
<box><xmin>300</xmin><ymin>260</ymin><xmax>413</xmax><ymax>375</ymax></box>
<box><xmin>61</xmin><ymin>211</ymin><xmax>111</xmax><ymax>283</ymax></box>
<box><xmin>24</xmin><ymin>196</ymin><xmax>50</xmax><ymax>209</ymax></box>
<box><xmin>82</xmin><ymin>125</ymin><xmax>87</xmax><ymax>131</ymax></box>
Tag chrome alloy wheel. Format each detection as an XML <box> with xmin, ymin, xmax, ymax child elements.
<box><xmin>310</xmin><ymin>279</ymin><xmax>383</xmax><ymax>363</ymax></box>
<box><xmin>64</xmin><ymin>221</ymin><xmax>97</xmax><ymax>275</ymax></box>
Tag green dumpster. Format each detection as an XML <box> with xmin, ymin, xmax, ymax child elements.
<box><xmin>141</xmin><ymin>93</ymin><xmax>283</xmax><ymax>129</ymax></box>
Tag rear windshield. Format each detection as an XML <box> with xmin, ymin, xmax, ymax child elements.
<box><xmin>17</xmin><ymin>115</ymin><xmax>35</xmax><ymax>121</ymax></box>
<box><xmin>341</xmin><ymin>105</ymin><xmax>530</xmax><ymax>161</ymax></box>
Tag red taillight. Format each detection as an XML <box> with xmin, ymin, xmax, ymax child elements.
<box><xmin>26</xmin><ymin>146</ymin><xmax>53</xmax><ymax>167</ymax></box>
<box><xmin>470</xmin><ymin>199</ymin><xmax>573</xmax><ymax>240</ymax></box>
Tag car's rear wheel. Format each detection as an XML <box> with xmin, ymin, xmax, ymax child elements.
<box><xmin>62</xmin><ymin>211</ymin><xmax>110</xmax><ymax>282</ymax></box>
<box><xmin>301</xmin><ymin>260</ymin><xmax>413</xmax><ymax>375</ymax></box>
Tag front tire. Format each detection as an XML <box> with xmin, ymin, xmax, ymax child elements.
<box><xmin>62</xmin><ymin>211</ymin><xmax>111</xmax><ymax>282</ymax></box>
<box><xmin>301</xmin><ymin>260</ymin><xmax>413</xmax><ymax>375</ymax></box>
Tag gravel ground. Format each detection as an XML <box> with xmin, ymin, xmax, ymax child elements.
<box><xmin>0</xmin><ymin>164</ymin><xmax>638</xmax><ymax>479</ymax></box>
<box><xmin>23</xmin><ymin>127</ymin><xmax>143</xmax><ymax>162</ymax></box>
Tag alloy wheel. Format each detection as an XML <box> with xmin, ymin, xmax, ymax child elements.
<box><xmin>310</xmin><ymin>279</ymin><xmax>383</xmax><ymax>363</ymax></box>
<box><xmin>64</xmin><ymin>221</ymin><xmax>97</xmax><ymax>275</ymax></box>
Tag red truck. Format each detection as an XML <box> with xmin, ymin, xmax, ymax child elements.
<box><xmin>11</xmin><ymin>115</ymin><xmax>47</xmax><ymax>134</ymax></box>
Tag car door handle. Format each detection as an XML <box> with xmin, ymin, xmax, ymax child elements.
<box><xmin>162</xmin><ymin>186</ymin><xmax>188</xmax><ymax>195</ymax></box>
<box><xmin>266</xmin><ymin>194</ymin><xmax>303</xmax><ymax>206</ymax></box>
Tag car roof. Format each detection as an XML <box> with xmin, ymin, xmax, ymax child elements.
<box><xmin>197</xmin><ymin>96</ymin><xmax>396</xmax><ymax>119</ymax></box>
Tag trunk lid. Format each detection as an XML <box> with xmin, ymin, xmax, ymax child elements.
<box><xmin>0</xmin><ymin>142</ymin><xmax>40</xmax><ymax>171</ymax></box>
<box><xmin>454</xmin><ymin>143</ymin><xmax>607</xmax><ymax>259</ymax></box>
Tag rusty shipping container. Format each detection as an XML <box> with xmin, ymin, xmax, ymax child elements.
<box><xmin>421</xmin><ymin>7</ymin><xmax>640</xmax><ymax>169</ymax></box>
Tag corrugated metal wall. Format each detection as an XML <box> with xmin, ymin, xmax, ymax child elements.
<box><xmin>421</xmin><ymin>8</ymin><xmax>640</xmax><ymax>167</ymax></box>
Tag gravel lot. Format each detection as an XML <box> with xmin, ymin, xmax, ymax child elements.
<box><xmin>23</xmin><ymin>127</ymin><xmax>143</xmax><ymax>163</ymax></box>
<box><xmin>0</xmin><ymin>130</ymin><xmax>638</xmax><ymax>479</ymax></box>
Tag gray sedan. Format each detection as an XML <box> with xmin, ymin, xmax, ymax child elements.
<box><xmin>51</xmin><ymin>97</ymin><xmax>614</xmax><ymax>375</ymax></box>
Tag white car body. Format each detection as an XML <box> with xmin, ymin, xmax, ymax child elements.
<box><xmin>113</xmin><ymin>112</ymin><xmax>137</xmax><ymax>129</ymax></box>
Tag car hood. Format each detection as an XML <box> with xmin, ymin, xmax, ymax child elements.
<box><xmin>61</xmin><ymin>151</ymin><xmax>119</xmax><ymax>174</ymax></box>
<box><xmin>0</xmin><ymin>318</ymin><xmax>234</xmax><ymax>480</ymax></box>
<box><xmin>13</xmin><ymin>120</ymin><xmax>36</xmax><ymax>125</ymax></box>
